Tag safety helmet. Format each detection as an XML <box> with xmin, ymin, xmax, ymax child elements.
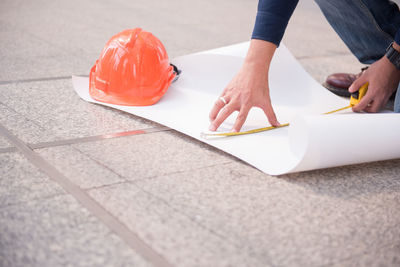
<box><xmin>89</xmin><ymin>28</ymin><xmax>180</xmax><ymax>106</ymax></box>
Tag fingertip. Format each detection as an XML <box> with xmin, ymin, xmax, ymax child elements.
<box><xmin>231</xmin><ymin>123</ymin><xmax>242</xmax><ymax>133</ymax></box>
<box><xmin>349</xmin><ymin>83</ymin><xmax>360</xmax><ymax>93</ymax></box>
<box><xmin>268</xmin><ymin>117</ymin><xmax>280</xmax><ymax>127</ymax></box>
<box><xmin>349</xmin><ymin>81</ymin><xmax>358</xmax><ymax>93</ymax></box>
<box><xmin>209</xmin><ymin>124</ymin><xmax>216</xmax><ymax>131</ymax></box>
<box><xmin>262</xmin><ymin>106</ymin><xmax>279</xmax><ymax>126</ymax></box>
<box><xmin>232</xmin><ymin>107</ymin><xmax>250</xmax><ymax>134</ymax></box>
<box><xmin>349</xmin><ymin>76</ymin><xmax>366</xmax><ymax>93</ymax></box>
<box><xmin>352</xmin><ymin>105</ymin><xmax>363</xmax><ymax>113</ymax></box>
<box><xmin>270</xmin><ymin>118</ymin><xmax>280</xmax><ymax>127</ymax></box>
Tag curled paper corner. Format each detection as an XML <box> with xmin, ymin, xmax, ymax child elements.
<box><xmin>286</xmin><ymin>114</ymin><xmax>400</xmax><ymax>174</ymax></box>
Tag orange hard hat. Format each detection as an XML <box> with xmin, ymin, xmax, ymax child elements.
<box><xmin>89</xmin><ymin>28</ymin><xmax>180</xmax><ymax>106</ymax></box>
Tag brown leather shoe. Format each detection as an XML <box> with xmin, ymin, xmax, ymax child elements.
<box><xmin>322</xmin><ymin>67</ymin><xmax>368</xmax><ymax>97</ymax></box>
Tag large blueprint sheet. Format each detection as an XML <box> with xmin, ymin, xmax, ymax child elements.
<box><xmin>73</xmin><ymin>43</ymin><xmax>400</xmax><ymax>175</ymax></box>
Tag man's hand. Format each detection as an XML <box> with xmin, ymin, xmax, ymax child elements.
<box><xmin>349</xmin><ymin>43</ymin><xmax>400</xmax><ymax>113</ymax></box>
<box><xmin>209</xmin><ymin>40</ymin><xmax>280</xmax><ymax>132</ymax></box>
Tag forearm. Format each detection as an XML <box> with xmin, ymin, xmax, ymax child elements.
<box><xmin>243</xmin><ymin>39</ymin><xmax>277</xmax><ymax>73</ymax></box>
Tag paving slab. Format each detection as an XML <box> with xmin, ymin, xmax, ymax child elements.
<box><xmin>0</xmin><ymin>135</ymin><xmax>11</xmax><ymax>149</ymax></box>
<box><xmin>133</xmin><ymin>160</ymin><xmax>400</xmax><ymax>266</ymax></box>
<box><xmin>0</xmin><ymin>20</ymin><xmax>80</xmax><ymax>81</ymax></box>
<box><xmin>332</xmin><ymin>244</ymin><xmax>400</xmax><ymax>267</ymax></box>
<box><xmin>0</xmin><ymin>152</ymin><xmax>64</xmax><ymax>208</ymax></box>
<box><xmin>283</xmin><ymin>159</ymin><xmax>400</xmax><ymax>197</ymax></box>
<box><xmin>0</xmin><ymin>79</ymin><xmax>157</xmax><ymax>143</ymax></box>
<box><xmin>1</xmin><ymin>0</ymin><xmax>400</xmax><ymax>266</ymax></box>
<box><xmin>58</xmin><ymin>130</ymin><xmax>231</xmax><ymax>181</ymax></box>
<box><xmin>0</xmin><ymin>102</ymin><xmax>50</xmax><ymax>145</ymax></box>
<box><xmin>88</xmin><ymin>182</ymin><xmax>264</xmax><ymax>267</ymax></box>
<box><xmin>0</xmin><ymin>194</ymin><xmax>151</xmax><ymax>267</ymax></box>
<box><xmin>0</xmin><ymin>0</ymin><xmax>257</xmax><ymax>81</ymax></box>
<box><xmin>37</xmin><ymin>145</ymin><xmax>126</xmax><ymax>189</ymax></box>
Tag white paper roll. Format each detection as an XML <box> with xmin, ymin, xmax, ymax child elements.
<box><xmin>72</xmin><ymin>42</ymin><xmax>400</xmax><ymax>175</ymax></box>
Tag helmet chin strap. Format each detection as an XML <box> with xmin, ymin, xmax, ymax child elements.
<box><xmin>170</xmin><ymin>63</ymin><xmax>181</xmax><ymax>83</ymax></box>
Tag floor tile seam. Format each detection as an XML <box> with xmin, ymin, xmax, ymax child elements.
<box><xmin>71</xmin><ymin>139</ymin><xmax>233</xmax><ymax>186</ymax></box>
<box><xmin>83</xmin><ymin>181</ymin><xmax>127</xmax><ymax>192</ymax></box>
<box><xmin>124</xmin><ymin>162</ymin><xmax>275</xmax><ymax>265</ymax></box>
<box><xmin>0</xmin><ymin>101</ymin><xmax>46</xmax><ymax>131</ymax></box>
<box><xmin>1</xmin><ymin>99</ymin><xmax>159</xmax><ymax>154</ymax></box>
<box><xmin>70</xmin><ymin>145</ymin><xmax>132</xmax><ymax>184</ymax></box>
<box><xmin>131</xmin><ymin>161</ymin><xmax>234</xmax><ymax>182</ymax></box>
<box><xmin>0</xmin><ymin>123</ymin><xmax>175</xmax><ymax>267</ymax></box>
<box><xmin>83</xmin><ymin>161</ymin><xmax>234</xmax><ymax>194</ymax></box>
<box><xmin>128</xmin><ymin>178</ymin><xmax>273</xmax><ymax>266</ymax></box>
<box><xmin>81</xmin><ymin>160</ymin><xmax>249</xmax><ymax>240</ymax></box>
<box><xmin>152</xmin><ymin>159</ymin><xmax>270</xmax><ymax>182</ymax></box>
<box><xmin>29</xmin><ymin>126</ymin><xmax>172</xmax><ymax>150</ymax></box>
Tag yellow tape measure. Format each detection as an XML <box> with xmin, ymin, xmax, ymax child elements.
<box><xmin>202</xmin><ymin>83</ymin><xmax>368</xmax><ymax>138</ymax></box>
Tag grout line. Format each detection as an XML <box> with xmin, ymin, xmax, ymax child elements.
<box><xmin>0</xmin><ymin>123</ymin><xmax>174</xmax><ymax>267</ymax></box>
<box><xmin>0</xmin><ymin>101</ymin><xmax>47</xmax><ymax>131</ymax></box>
<box><xmin>83</xmin><ymin>181</ymin><xmax>127</xmax><ymax>192</ymax></box>
<box><xmin>0</xmin><ymin>147</ymin><xmax>18</xmax><ymax>153</ymax></box>
<box><xmin>0</xmin><ymin>75</ymin><xmax>88</xmax><ymax>85</ymax></box>
<box><xmin>29</xmin><ymin>126</ymin><xmax>172</xmax><ymax>149</ymax></box>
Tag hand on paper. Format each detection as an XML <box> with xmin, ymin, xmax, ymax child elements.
<box><xmin>349</xmin><ymin>44</ymin><xmax>400</xmax><ymax>113</ymax></box>
<box><xmin>209</xmin><ymin>40</ymin><xmax>280</xmax><ymax>132</ymax></box>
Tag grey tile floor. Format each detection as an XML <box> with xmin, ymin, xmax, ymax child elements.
<box><xmin>1</xmin><ymin>0</ymin><xmax>399</xmax><ymax>266</ymax></box>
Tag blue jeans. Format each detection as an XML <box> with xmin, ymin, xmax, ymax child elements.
<box><xmin>314</xmin><ymin>0</ymin><xmax>400</xmax><ymax>112</ymax></box>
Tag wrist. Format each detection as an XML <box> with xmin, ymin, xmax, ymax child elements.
<box><xmin>385</xmin><ymin>41</ymin><xmax>400</xmax><ymax>71</ymax></box>
<box><xmin>244</xmin><ymin>39</ymin><xmax>276</xmax><ymax>67</ymax></box>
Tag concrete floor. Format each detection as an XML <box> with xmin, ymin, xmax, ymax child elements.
<box><xmin>1</xmin><ymin>0</ymin><xmax>400</xmax><ymax>266</ymax></box>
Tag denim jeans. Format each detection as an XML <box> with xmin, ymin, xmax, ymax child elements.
<box><xmin>314</xmin><ymin>0</ymin><xmax>400</xmax><ymax>112</ymax></box>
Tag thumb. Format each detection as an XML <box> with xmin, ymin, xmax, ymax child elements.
<box><xmin>349</xmin><ymin>75</ymin><xmax>367</xmax><ymax>93</ymax></box>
